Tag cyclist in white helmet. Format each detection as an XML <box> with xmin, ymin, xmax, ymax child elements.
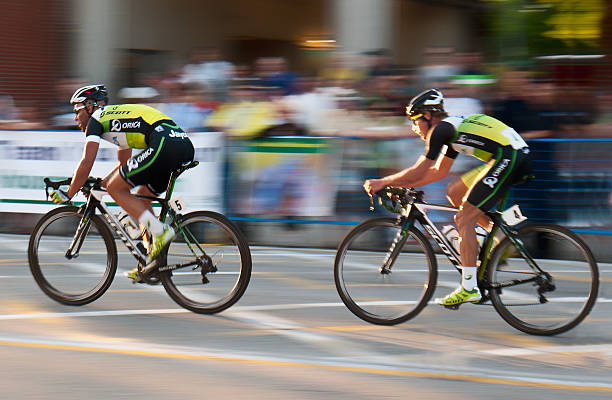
<box><xmin>50</xmin><ymin>84</ymin><xmax>195</xmax><ymax>276</ymax></box>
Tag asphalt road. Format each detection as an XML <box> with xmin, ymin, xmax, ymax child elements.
<box><xmin>1</xmin><ymin>233</ymin><xmax>612</xmax><ymax>400</ymax></box>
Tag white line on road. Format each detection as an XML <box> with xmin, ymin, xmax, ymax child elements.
<box><xmin>482</xmin><ymin>344</ymin><xmax>612</xmax><ymax>357</ymax></box>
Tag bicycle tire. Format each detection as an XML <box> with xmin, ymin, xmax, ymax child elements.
<box><xmin>159</xmin><ymin>211</ymin><xmax>252</xmax><ymax>314</ymax></box>
<box><xmin>28</xmin><ymin>205</ymin><xmax>118</xmax><ymax>306</ymax></box>
<box><xmin>334</xmin><ymin>217</ymin><xmax>438</xmax><ymax>325</ymax></box>
<box><xmin>487</xmin><ymin>223</ymin><xmax>599</xmax><ymax>336</ymax></box>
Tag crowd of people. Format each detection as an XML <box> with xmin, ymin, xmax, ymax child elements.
<box><xmin>0</xmin><ymin>46</ymin><xmax>608</xmax><ymax>139</ymax></box>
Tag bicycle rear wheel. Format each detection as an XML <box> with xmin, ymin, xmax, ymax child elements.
<box><xmin>28</xmin><ymin>206</ymin><xmax>117</xmax><ymax>305</ymax></box>
<box><xmin>159</xmin><ymin>211</ymin><xmax>252</xmax><ymax>314</ymax></box>
<box><xmin>334</xmin><ymin>217</ymin><xmax>437</xmax><ymax>325</ymax></box>
<box><xmin>487</xmin><ymin>223</ymin><xmax>599</xmax><ymax>335</ymax></box>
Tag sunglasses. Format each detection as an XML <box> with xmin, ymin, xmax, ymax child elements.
<box><xmin>73</xmin><ymin>103</ymin><xmax>88</xmax><ymax>114</ymax></box>
<box><xmin>409</xmin><ymin>113</ymin><xmax>424</xmax><ymax>122</ymax></box>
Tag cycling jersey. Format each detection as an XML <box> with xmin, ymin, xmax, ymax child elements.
<box><xmin>84</xmin><ymin>104</ymin><xmax>195</xmax><ymax>195</ymax></box>
<box><xmin>424</xmin><ymin>113</ymin><xmax>531</xmax><ymax>211</ymax></box>
<box><xmin>85</xmin><ymin>104</ymin><xmax>177</xmax><ymax>149</ymax></box>
<box><xmin>425</xmin><ymin>114</ymin><xmax>528</xmax><ymax>162</ymax></box>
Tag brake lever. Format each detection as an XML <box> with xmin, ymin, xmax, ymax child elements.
<box><xmin>368</xmin><ymin>193</ymin><xmax>375</xmax><ymax>212</ymax></box>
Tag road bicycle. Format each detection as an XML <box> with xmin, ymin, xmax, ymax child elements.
<box><xmin>28</xmin><ymin>161</ymin><xmax>252</xmax><ymax>314</ymax></box>
<box><xmin>333</xmin><ymin>186</ymin><xmax>599</xmax><ymax>335</ymax></box>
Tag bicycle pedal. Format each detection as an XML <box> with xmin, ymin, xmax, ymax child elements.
<box><xmin>443</xmin><ymin>304</ymin><xmax>461</xmax><ymax>310</ymax></box>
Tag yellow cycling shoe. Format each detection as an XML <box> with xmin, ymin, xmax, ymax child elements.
<box><xmin>124</xmin><ymin>267</ymin><xmax>142</xmax><ymax>283</ymax></box>
<box><xmin>435</xmin><ymin>286</ymin><xmax>481</xmax><ymax>306</ymax></box>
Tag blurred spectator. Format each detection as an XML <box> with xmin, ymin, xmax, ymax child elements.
<box><xmin>256</xmin><ymin>57</ymin><xmax>300</xmax><ymax>96</ymax></box>
<box><xmin>51</xmin><ymin>77</ymin><xmax>86</xmax><ymax>129</ymax></box>
<box><xmin>319</xmin><ymin>51</ymin><xmax>366</xmax><ymax>89</ymax></box>
<box><xmin>158</xmin><ymin>82</ymin><xmax>214</xmax><ymax>132</ymax></box>
<box><xmin>365</xmin><ymin>49</ymin><xmax>394</xmax><ymax>77</ymax></box>
<box><xmin>443</xmin><ymin>82</ymin><xmax>484</xmax><ymax>117</ymax></box>
<box><xmin>181</xmin><ymin>46</ymin><xmax>235</xmax><ymax>101</ymax></box>
<box><xmin>205</xmin><ymin>85</ymin><xmax>281</xmax><ymax>138</ymax></box>
<box><xmin>417</xmin><ymin>47</ymin><xmax>460</xmax><ymax>89</ymax></box>
<box><xmin>489</xmin><ymin>69</ymin><xmax>542</xmax><ymax>136</ymax></box>
<box><xmin>455</xmin><ymin>51</ymin><xmax>487</xmax><ymax>76</ymax></box>
<box><xmin>117</xmin><ymin>86</ymin><xmax>161</xmax><ymax>105</ymax></box>
<box><xmin>521</xmin><ymin>79</ymin><xmax>560</xmax><ymax>139</ymax></box>
<box><xmin>277</xmin><ymin>76</ymin><xmax>337</xmax><ymax>135</ymax></box>
<box><xmin>587</xmin><ymin>90</ymin><xmax>612</xmax><ymax>137</ymax></box>
<box><xmin>3</xmin><ymin>100</ymin><xmax>46</xmax><ymax>130</ymax></box>
<box><xmin>0</xmin><ymin>92</ymin><xmax>18</xmax><ymax>122</ymax></box>
<box><xmin>232</xmin><ymin>63</ymin><xmax>259</xmax><ymax>87</ymax></box>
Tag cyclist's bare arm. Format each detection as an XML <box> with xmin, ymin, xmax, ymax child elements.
<box><xmin>67</xmin><ymin>141</ymin><xmax>99</xmax><ymax>198</ymax></box>
<box><xmin>364</xmin><ymin>154</ymin><xmax>452</xmax><ymax>194</ymax></box>
<box><xmin>409</xmin><ymin>154</ymin><xmax>453</xmax><ymax>188</ymax></box>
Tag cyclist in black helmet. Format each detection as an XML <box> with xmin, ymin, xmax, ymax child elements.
<box><xmin>364</xmin><ymin>88</ymin><xmax>532</xmax><ymax>306</ymax></box>
<box><xmin>50</xmin><ymin>84</ymin><xmax>195</xmax><ymax>278</ymax></box>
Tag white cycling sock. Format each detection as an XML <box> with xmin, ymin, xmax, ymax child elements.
<box><xmin>138</xmin><ymin>210</ymin><xmax>164</xmax><ymax>236</ymax></box>
<box><xmin>461</xmin><ymin>266</ymin><xmax>478</xmax><ymax>291</ymax></box>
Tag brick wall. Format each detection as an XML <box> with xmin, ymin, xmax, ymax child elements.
<box><xmin>0</xmin><ymin>0</ymin><xmax>69</xmax><ymax>120</ymax></box>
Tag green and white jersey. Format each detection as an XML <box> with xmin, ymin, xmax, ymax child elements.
<box><xmin>425</xmin><ymin>114</ymin><xmax>528</xmax><ymax>162</ymax></box>
<box><xmin>445</xmin><ymin>114</ymin><xmax>527</xmax><ymax>161</ymax></box>
<box><xmin>85</xmin><ymin>104</ymin><xmax>176</xmax><ymax>149</ymax></box>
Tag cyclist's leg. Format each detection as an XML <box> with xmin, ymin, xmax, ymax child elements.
<box><xmin>435</xmin><ymin>200</ymin><xmax>484</xmax><ymax>306</ymax></box>
<box><xmin>436</xmin><ymin>149</ymin><xmax>524</xmax><ymax>306</ymax></box>
<box><xmin>447</xmin><ymin>163</ymin><xmax>492</xmax><ymax>230</ymax></box>
<box><xmin>106</xmin><ymin>171</ymin><xmax>150</xmax><ymax>221</ymax></box>
<box><xmin>455</xmin><ymin>203</ymin><xmax>485</xmax><ymax>268</ymax></box>
<box><xmin>117</xmin><ymin>136</ymin><xmax>178</xmax><ymax>260</ymax></box>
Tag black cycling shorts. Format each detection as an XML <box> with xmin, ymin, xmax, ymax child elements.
<box><xmin>119</xmin><ymin>123</ymin><xmax>195</xmax><ymax>195</ymax></box>
<box><xmin>465</xmin><ymin>146</ymin><xmax>532</xmax><ymax>211</ymax></box>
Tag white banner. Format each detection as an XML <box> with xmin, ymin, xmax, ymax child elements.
<box><xmin>0</xmin><ymin>130</ymin><xmax>224</xmax><ymax>214</ymax></box>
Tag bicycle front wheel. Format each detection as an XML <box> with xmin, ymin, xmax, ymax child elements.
<box><xmin>334</xmin><ymin>217</ymin><xmax>437</xmax><ymax>325</ymax></box>
<box><xmin>28</xmin><ymin>206</ymin><xmax>118</xmax><ymax>306</ymax></box>
<box><xmin>487</xmin><ymin>223</ymin><xmax>599</xmax><ymax>335</ymax></box>
<box><xmin>159</xmin><ymin>211</ymin><xmax>252</xmax><ymax>314</ymax></box>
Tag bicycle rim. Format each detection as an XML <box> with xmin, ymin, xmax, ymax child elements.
<box><xmin>28</xmin><ymin>206</ymin><xmax>117</xmax><ymax>306</ymax></box>
<box><xmin>488</xmin><ymin>223</ymin><xmax>599</xmax><ymax>335</ymax></box>
<box><xmin>334</xmin><ymin>217</ymin><xmax>437</xmax><ymax>325</ymax></box>
<box><xmin>160</xmin><ymin>211</ymin><xmax>252</xmax><ymax>314</ymax></box>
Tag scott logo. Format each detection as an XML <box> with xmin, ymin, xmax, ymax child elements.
<box><xmin>110</xmin><ymin>119</ymin><xmax>141</xmax><ymax>132</ymax></box>
<box><xmin>423</xmin><ymin>225</ymin><xmax>460</xmax><ymax>265</ymax></box>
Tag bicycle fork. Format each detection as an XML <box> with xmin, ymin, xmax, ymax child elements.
<box><xmin>380</xmin><ymin>216</ymin><xmax>410</xmax><ymax>274</ymax></box>
<box><xmin>65</xmin><ymin>209</ymin><xmax>93</xmax><ymax>260</ymax></box>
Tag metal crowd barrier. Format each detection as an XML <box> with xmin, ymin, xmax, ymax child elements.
<box><xmin>225</xmin><ymin>137</ymin><xmax>612</xmax><ymax>236</ymax></box>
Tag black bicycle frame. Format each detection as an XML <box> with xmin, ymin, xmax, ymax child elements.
<box><xmin>380</xmin><ymin>193</ymin><xmax>548</xmax><ymax>292</ymax></box>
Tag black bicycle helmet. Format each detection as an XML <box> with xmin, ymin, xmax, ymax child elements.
<box><xmin>405</xmin><ymin>88</ymin><xmax>444</xmax><ymax>118</ymax></box>
<box><xmin>70</xmin><ymin>84</ymin><xmax>108</xmax><ymax>105</ymax></box>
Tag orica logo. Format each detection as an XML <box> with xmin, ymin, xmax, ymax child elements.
<box><xmin>127</xmin><ymin>159</ymin><xmax>139</xmax><ymax>171</ymax></box>
<box><xmin>110</xmin><ymin>119</ymin><xmax>141</xmax><ymax>132</ymax></box>
<box><xmin>111</xmin><ymin>119</ymin><xmax>122</xmax><ymax>132</ymax></box>
<box><xmin>127</xmin><ymin>148</ymin><xmax>153</xmax><ymax>171</ymax></box>
<box><xmin>483</xmin><ymin>177</ymin><xmax>498</xmax><ymax>188</ymax></box>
